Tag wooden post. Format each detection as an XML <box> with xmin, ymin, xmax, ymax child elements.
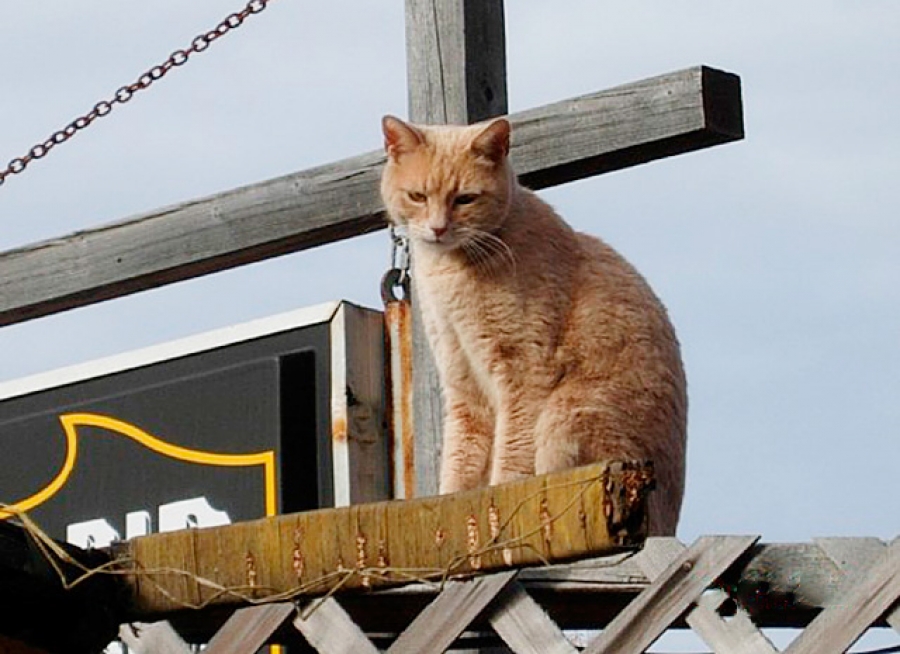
<box><xmin>405</xmin><ymin>0</ymin><xmax>508</xmax><ymax>125</ymax></box>
<box><xmin>329</xmin><ymin>302</ymin><xmax>390</xmax><ymax>505</ymax></box>
<box><xmin>404</xmin><ymin>0</ymin><xmax>508</xmax><ymax>498</ymax></box>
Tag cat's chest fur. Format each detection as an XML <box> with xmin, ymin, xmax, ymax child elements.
<box><xmin>413</xmin><ymin>240</ymin><xmax>564</xmax><ymax>405</ymax></box>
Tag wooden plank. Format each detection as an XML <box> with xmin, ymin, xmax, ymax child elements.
<box><xmin>203</xmin><ymin>603</ymin><xmax>295</xmax><ymax>654</ymax></box>
<box><xmin>693</xmin><ymin>591</ymin><xmax>778</xmax><ymax>654</ymax></box>
<box><xmin>487</xmin><ymin>581</ymin><xmax>577</xmax><ymax>654</ymax></box>
<box><xmin>581</xmin><ymin>535</ymin><xmax>759</xmax><ymax>654</ymax></box>
<box><xmin>0</xmin><ymin>66</ymin><xmax>742</xmax><ymax>327</ymax></box>
<box><xmin>408</xmin><ymin>280</ymin><xmax>444</xmax><ymax>499</ymax></box>
<box><xmin>123</xmin><ymin>461</ymin><xmax>650</xmax><ymax>616</ymax></box>
<box><xmin>329</xmin><ymin>302</ymin><xmax>390</xmax><ymax>506</ymax></box>
<box><xmin>118</xmin><ymin>622</ymin><xmax>191</xmax><ymax>654</ymax></box>
<box><xmin>407</xmin><ymin>278</ymin><xmax>443</xmax><ymax>498</ymax></box>
<box><xmin>293</xmin><ymin>597</ymin><xmax>380</xmax><ymax>654</ymax></box>
<box><xmin>516</xmin><ymin>65</ymin><xmax>742</xmax><ymax>189</ymax></box>
<box><xmin>638</xmin><ymin>538</ymin><xmax>777</xmax><ymax>654</ymax></box>
<box><xmin>727</xmin><ymin>541</ymin><xmax>844</xmax><ymax>617</ymax></box>
<box><xmin>405</xmin><ymin>0</ymin><xmax>509</xmax><ymax>497</ymax></box>
<box><xmin>405</xmin><ymin>0</ymin><xmax>507</xmax><ymax>125</ymax></box>
<box><xmin>816</xmin><ymin>537</ymin><xmax>900</xmax><ymax>635</ymax></box>
<box><xmin>0</xmin><ymin>147</ymin><xmax>382</xmax><ymax>328</ymax></box>
<box><xmin>521</xmin><ymin>540</ymin><xmax>845</xmax><ymax>606</ymax></box>
<box><xmin>387</xmin><ymin>570</ymin><xmax>517</xmax><ymax>654</ymax></box>
<box><xmin>785</xmin><ymin>538</ymin><xmax>900</xmax><ymax>654</ymax></box>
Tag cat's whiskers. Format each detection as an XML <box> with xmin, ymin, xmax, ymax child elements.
<box><xmin>459</xmin><ymin>227</ymin><xmax>517</xmax><ymax>278</ymax></box>
<box><xmin>460</xmin><ymin>238</ymin><xmax>501</xmax><ymax>278</ymax></box>
<box><xmin>470</xmin><ymin>244</ymin><xmax>502</xmax><ymax>278</ymax></box>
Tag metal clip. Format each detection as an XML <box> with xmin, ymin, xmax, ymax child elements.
<box><xmin>391</xmin><ymin>226</ymin><xmax>411</xmax><ymax>284</ymax></box>
<box><xmin>382</xmin><ymin>226</ymin><xmax>411</xmax><ymax>303</ymax></box>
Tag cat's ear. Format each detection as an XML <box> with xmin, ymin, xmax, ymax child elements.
<box><xmin>382</xmin><ymin>115</ymin><xmax>424</xmax><ymax>161</ymax></box>
<box><xmin>471</xmin><ymin>118</ymin><xmax>510</xmax><ymax>165</ymax></box>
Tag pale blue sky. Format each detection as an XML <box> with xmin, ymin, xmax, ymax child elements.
<box><xmin>1</xmin><ymin>1</ymin><xmax>898</xmax><ymax>554</ymax></box>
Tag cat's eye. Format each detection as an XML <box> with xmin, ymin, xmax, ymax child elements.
<box><xmin>454</xmin><ymin>193</ymin><xmax>478</xmax><ymax>206</ymax></box>
<box><xmin>407</xmin><ymin>191</ymin><xmax>427</xmax><ymax>203</ymax></box>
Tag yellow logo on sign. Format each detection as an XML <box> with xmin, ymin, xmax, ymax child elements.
<box><xmin>1</xmin><ymin>412</ymin><xmax>277</xmax><ymax>519</ymax></box>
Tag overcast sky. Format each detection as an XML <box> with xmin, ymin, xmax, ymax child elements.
<box><xmin>1</xmin><ymin>0</ymin><xmax>898</xmax><ymax>565</ymax></box>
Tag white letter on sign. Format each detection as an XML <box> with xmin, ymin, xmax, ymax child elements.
<box><xmin>158</xmin><ymin>496</ymin><xmax>231</xmax><ymax>533</ymax></box>
<box><xmin>66</xmin><ymin>519</ymin><xmax>121</xmax><ymax>549</ymax></box>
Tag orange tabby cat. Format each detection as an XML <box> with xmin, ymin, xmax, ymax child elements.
<box><xmin>380</xmin><ymin>115</ymin><xmax>687</xmax><ymax>535</ymax></box>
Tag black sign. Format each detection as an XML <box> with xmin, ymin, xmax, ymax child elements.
<box><xmin>0</xmin><ymin>303</ymin><xmax>381</xmax><ymax>546</ymax></box>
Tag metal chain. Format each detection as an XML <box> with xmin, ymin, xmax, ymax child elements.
<box><xmin>0</xmin><ymin>0</ymin><xmax>273</xmax><ymax>188</ymax></box>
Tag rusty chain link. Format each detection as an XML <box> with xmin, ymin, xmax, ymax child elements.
<box><xmin>0</xmin><ymin>0</ymin><xmax>273</xmax><ymax>188</ymax></box>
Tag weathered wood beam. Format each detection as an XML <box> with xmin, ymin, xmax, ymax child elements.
<box><xmin>784</xmin><ymin>539</ymin><xmax>900</xmax><ymax>654</ymax></box>
<box><xmin>637</xmin><ymin>538</ymin><xmax>778</xmax><ymax>654</ymax></box>
<box><xmin>405</xmin><ymin>0</ymin><xmax>507</xmax><ymax>125</ymax></box>
<box><xmin>121</xmin><ymin>461</ymin><xmax>651</xmax><ymax>617</ymax></box>
<box><xmin>386</xmin><ymin>571</ymin><xmax>517</xmax><ymax>654</ymax></box>
<box><xmin>294</xmin><ymin>597</ymin><xmax>380</xmax><ymax>654</ymax></box>
<box><xmin>0</xmin><ymin>65</ymin><xmax>742</xmax><ymax>327</ymax></box>
<box><xmin>487</xmin><ymin>581</ymin><xmax>578</xmax><ymax>654</ymax></box>
<box><xmin>582</xmin><ymin>535</ymin><xmax>759</xmax><ymax>654</ymax></box>
<box><xmin>517</xmin><ymin>65</ymin><xmax>743</xmax><ymax>189</ymax></box>
<box><xmin>118</xmin><ymin>622</ymin><xmax>191</xmax><ymax>654</ymax></box>
<box><xmin>202</xmin><ymin>604</ymin><xmax>295</xmax><ymax>654</ymax></box>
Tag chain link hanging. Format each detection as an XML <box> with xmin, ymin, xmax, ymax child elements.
<box><xmin>0</xmin><ymin>0</ymin><xmax>274</xmax><ymax>188</ymax></box>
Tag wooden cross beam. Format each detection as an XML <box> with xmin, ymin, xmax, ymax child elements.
<box><xmin>0</xmin><ymin>66</ymin><xmax>741</xmax><ymax>329</ymax></box>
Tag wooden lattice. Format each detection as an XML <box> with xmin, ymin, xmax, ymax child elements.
<box><xmin>127</xmin><ymin>536</ymin><xmax>898</xmax><ymax>654</ymax></box>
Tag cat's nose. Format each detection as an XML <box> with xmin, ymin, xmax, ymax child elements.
<box><xmin>432</xmin><ymin>225</ymin><xmax>449</xmax><ymax>240</ymax></box>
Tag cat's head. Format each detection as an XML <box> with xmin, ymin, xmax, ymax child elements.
<box><xmin>380</xmin><ymin>115</ymin><xmax>514</xmax><ymax>251</ymax></box>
